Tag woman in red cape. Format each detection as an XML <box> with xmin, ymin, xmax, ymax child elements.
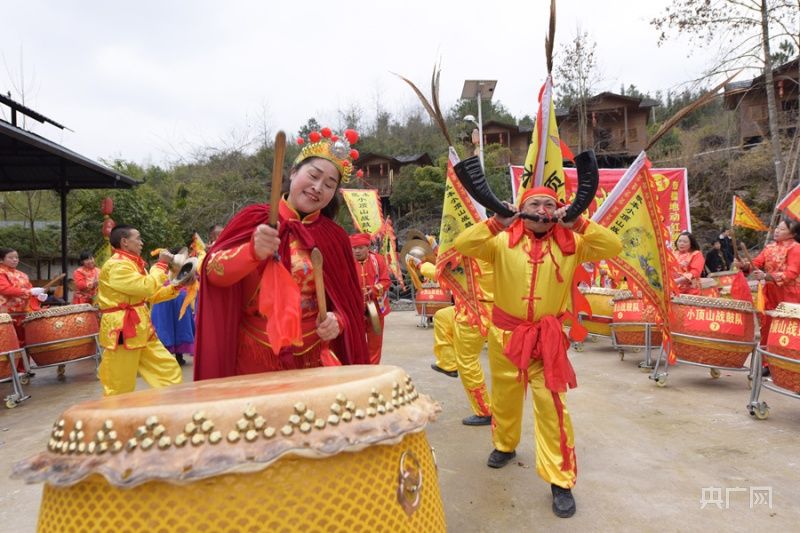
<box><xmin>194</xmin><ymin>130</ymin><xmax>369</xmax><ymax>379</ymax></box>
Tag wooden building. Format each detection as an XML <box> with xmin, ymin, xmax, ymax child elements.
<box><xmin>723</xmin><ymin>58</ymin><xmax>799</xmax><ymax>146</ymax></box>
<box><xmin>354</xmin><ymin>153</ymin><xmax>432</xmax><ymax>198</ymax></box>
<box><xmin>467</xmin><ymin>92</ymin><xmax>657</xmax><ymax>168</ymax></box>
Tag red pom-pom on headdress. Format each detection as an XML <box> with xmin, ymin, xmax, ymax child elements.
<box><xmin>309</xmin><ymin>131</ymin><xmax>321</xmax><ymax>143</ymax></box>
<box><xmin>296</xmin><ymin>137</ymin><xmax>304</xmax><ymax>145</ymax></box>
<box><xmin>320</xmin><ymin>127</ymin><xmax>332</xmax><ymax>138</ymax></box>
<box><xmin>344</xmin><ymin>129</ymin><xmax>359</xmax><ymax>145</ymax></box>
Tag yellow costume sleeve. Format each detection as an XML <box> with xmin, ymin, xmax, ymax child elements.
<box><xmin>454</xmin><ymin>220</ymin><xmax>499</xmax><ymax>263</ymax></box>
<box><xmin>576</xmin><ymin>220</ymin><xmax>622</xmax><ymax>263</ymax></box>
<box><xmin>420</xmin><ymin>262</ymin><xmax>437</xmax><ymax>280</ymax></box>
<box><xmin>106</xmin><ymin>262</ymin><xmax>169</xmax><ymax>299</ymax></box>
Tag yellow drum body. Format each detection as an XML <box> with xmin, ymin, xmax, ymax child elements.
<box><xmin>22</xmin><ymin>304</ymin><xmax>98</xmax><ymax>366</ymax></box>
<box><xmin>0</xmin><ymin>313</ymin><xmax>20</xmax><ymax>379</ymax></box>
<box><xmin>670</xmin><ymin>295</ymin><xmax>755</xmax><ymax>368</ymax></box>
<box><xmin>415</xmin><ymin>284</ymin><xmax>451</xmax><ymax>318</ymax></box>
<box><xmin>612</xmin><ymin>291</ymin><xmax>662</xmax><ymax>346</ymax></box>
<box><xmin>579</xmin><ymin>287</ymin><xmax>618</xmax><ymax>336</ymax></box>
<box><xmin>15</xmin><ymin>366</ymin><xmax>445</xmax><ymax>533</ymax></box>
<box><xmin>765</xmin><ymin>303</ymin><xmax>800</xmax><ymax>393</ymax></box>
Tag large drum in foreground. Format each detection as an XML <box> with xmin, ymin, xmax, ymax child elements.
<box><xmin>579</xmin><ymin>287</ymin><xmax>618</xmax><ymax>336</ymax></box>
<box><xmin>0</xmin><ymin>313</ymin><xmax>21</xmax><ymax>379</ymax></box>
<box><xmin>13</xmin><ymin>366</ymin><xmax>445</xmax><ymax>533</ymax></box>
<box><xmin>611</xmin><ymin>291</ymin><xmax>662</xmax><ymax>346</ymax></box>
<box><xmin>22</xmin><ymin>304</ymin><xmax>98</xmax><ymax>366</ymax></box>
<box><xmin>415</xmin><ymin>283</ymin><xmax>451</xmax><ymax>318</ymax></box>
<box><xmin>670</xmin><ymin>295</ymin><xmax>755</xmax><ymax>368</ymax></box>
<box><xmin>765</xmin><ymin>302</ymin><xmax>800</xmax><ymax>393</ymax></box>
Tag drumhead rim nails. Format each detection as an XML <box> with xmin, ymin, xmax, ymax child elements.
<box><xmin>0</xmin><ymin>313</ymin><xmax>13</xmax><ymax>324</ymax></box>
<box><xmin>22</xmin><ymin>304</ymin><xmax>98</xmax><ymax>323</ymax></box>
<box><xmin>12</xmin><ymin>366</ymin><xmax>441</xmax><ymax>489</ymax></box>
<box><xmin>769</xmin><ymin>302</ymin><xmax>800</xmax><ymax>318</ymax></box>
<box><xmin>579</xmin><ymin>287</ymin><xmax>621</xmax><ymax>296</ymax></box>
<box><xmin>671</xmin><ymin>294</ymin><xmax>754</xmax><ymax>312</ymax></box>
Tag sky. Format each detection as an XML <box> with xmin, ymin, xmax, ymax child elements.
<box><xmin>0</xmin><ymin>0</ymin><xmax>717</xmax><ymax>167</ymax></box>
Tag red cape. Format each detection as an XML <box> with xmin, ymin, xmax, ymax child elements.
<box><xmin>194</xmin><ymin>203</ymin><xmax>369</xmax><ymax>380</ymax></box>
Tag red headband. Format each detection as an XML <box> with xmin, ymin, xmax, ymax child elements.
<box><xmin>349</xmin><ymin>233</ymin><xmax>371</xmax><ymax>247</ymax></box>
<box><xmin>517</xmin><ymin>186</ymin><xmax>563</xmax><ymax>208</ymax></box>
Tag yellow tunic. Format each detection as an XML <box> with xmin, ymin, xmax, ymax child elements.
<box><xmin>455</xmin><ymin>218</ymin><xmax>621</xmax><ymax>488</ymax></box>
<box><xmin>97</xmin><ymin>251</ymin><xmax>179</xmax><ymax>350</ymax></box>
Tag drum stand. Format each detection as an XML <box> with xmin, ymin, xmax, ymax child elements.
<box><xmin>1</xmin><ymin>348</ymin><xmax>32</xmax><ymax>408</ymax></box>
<box><xmin>649</xmin><ymin>332</ymin><xmax>757</xmax><ymax>388</ymax></box>
<box><xmin>610</xmin><ymin>322</ymin><xmax>657</xmax><ymax>372</ymax></box>
<box><xmin>24</xmin><ymin>333</ymin><xmax>102</xmax><ymax>382</ymax></box>
<box><xmin>747</xmin><ymin>347</ymin><xmax>800</xmax><ymax>420</ymax></box>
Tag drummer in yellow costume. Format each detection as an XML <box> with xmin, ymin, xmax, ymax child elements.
<box><xmin>419</xmin><ymin>259</ymin><xmax>494</xmax><ymax>425</ymax></box>
<box><xmin>97</xmin><ymin>225</ymin><xmax>183</xmax><ymax>396</ymax></box>
<box><xmin>455</xmin><ymin>187</ymin><xmax>621</xmax><ymax>518</ymax></box>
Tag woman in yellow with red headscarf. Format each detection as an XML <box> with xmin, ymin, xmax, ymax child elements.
<box><xmin>455</xmin><ymin>186</ymin><xmax>621</xmax><ymax>519</ymax></box>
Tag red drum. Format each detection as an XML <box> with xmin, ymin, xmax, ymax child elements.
<box><xmin>415</xmin><ymin>283</ymin><xmax>451</xmax><ymax>318</ymax></box>
<box><xmin>698</xmin><ymin>278</ymin><xmax>720</xmax><ymax>298</ymax></box>
<box><xmin>612</xmin><ymin>291</ymin><xmax>662</xmax><ymax>346</ymax></box>
<box><xmin>0</xmin><ymin>313</ymin><xmax>21</xmax><ymax>379</ymax></box>
<box><xmin>22</xmin><ymin>304</ymin><xmax>99</xmax><ymax>366</ymax></box>
<box><xmin>670</xmin><ymin>295</ymin><xmax>755</xmax><ymax>368</ymax></box>
<box><xmin>765</xmin><ymin>302</ymin><xmax>800</xmax><ymax>393</ymax></box>
<box><xmin>579</xmin><ymin>287</ymin><xmax>618</xmax><ymax>336</ymax></box>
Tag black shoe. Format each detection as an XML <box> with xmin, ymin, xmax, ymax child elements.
<box><xmin>462</xmin><ymin>414</ymin><xmax>492</xmax><ymax>426</ymax></box>
<box><xmin>487</xmin><ymin>449</ymin><xmax>516</xmax><ymax>468</ymax></box>
<box><xmin>176</xmin><ymin>354</ymin><xmax>186</xmax><ymax>366</ymax></box>
<box><xmin>430</xmin><ymin>363</ymin><xmax>458</xmax><ymax>378</ymax></box>
<box><xmin>551</xmin><ymin>484</ymin><xmax>576</xmax><ymax>518</ymax></box>
<box><xmin>762</xmin><ymin>366</ymin><xmax>771</xmax><ymax>377</ymax></box>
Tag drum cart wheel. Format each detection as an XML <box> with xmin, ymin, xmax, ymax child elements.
<box><xmin>748</xmin><ymin>401</ymin><xmax>769</xmax><ymax>420</ymax></box>
<box><xmin>56</xmin><ymin>365</ymin><xmax>66</xmax><ymax>382</ymax></box>
<box><xmin>709</xmin><ymin>368</ymin><xmax>721</xmax><ymax>379</ymax></box>
<box><xmin>655</xmin><ymin>375</ymin><xmax>668</xmax><ymax>387</ymax></box>
<box><xmin>5</xmin><ymin>397</ymin><xmax>18</xmax><ymax>409</ymax></box>
<box><xmin>19</xmin><ymin>375</ymin><xmax>30</xmax><ymax>385</ymax></box>
<box><xmin>573</xmin><ymin>342</ymin><xmax>584</xmax><ymax>353</ymax></box>
<box><xmin>638</xmin><ymin>362</ymin><xmax>652</xmax><ymax>373</ymax></box>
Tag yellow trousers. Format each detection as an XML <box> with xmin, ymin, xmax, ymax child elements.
<box><xmin>432</xmin><ymin>306</ymin><xmax>457</xmax><ymax>372</ymax></box>
<box><xmin>488</xmin><ymin>328</ymin><xmax>577</xmax><ymax>489</ymax></box>
<box><xmin>453</xmin><ymin>313</ymin><xmax>493</xmax><ymax>417</ymax></box>
<box><xmin>98</xmin><ymin>337</ymin><xmax>183</xmax><ymax>396</ymax></box>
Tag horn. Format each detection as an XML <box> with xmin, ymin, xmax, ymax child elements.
<box><xmin>452</xmin><ymin>150</ymin><xmax>599</xmax><ymax>223</ymax></box>
<box><xmin>169</xmin><ymin>247</ymin><xmax>189</xmax><ymax>275</ymax></box>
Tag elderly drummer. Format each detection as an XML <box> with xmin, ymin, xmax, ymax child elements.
<box><xmin>0</xmin><ymin>247</ymin><xmax>46</xmax><ymax>344</ymax></box>
<box><xmin>350</xmin><ymin>233</ymin><xmax>390</xmax><ymax>365</ymax></box>
<box><xmin>455</xmin><ymin>187</ymin><xmax>621</xmax><ymax>518</ymax></box>
<box><xmin>96</xmin><ymin>225</ymin><xmax>182</xmax><ymax>396</ymax></box>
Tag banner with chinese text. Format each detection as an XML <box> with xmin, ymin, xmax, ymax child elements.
<box><xmin>340</xmin><ymin>189</ymin><xmax>384</xmax><ymax>235</ymax></box>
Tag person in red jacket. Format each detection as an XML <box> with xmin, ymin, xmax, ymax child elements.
<box><xmin>72</xmin><ymin>251</ymin><xmax>100</xmax><ymax>304</ymax></box>
<box><xmin>672</xmin><ymin>231</ymin><xmax>705</xmax><ymax>295</ymax></box>
<box><xmin>350</xmin><ymin>233</ymin><xmax>391</xmax><ymax>364</ymax></box>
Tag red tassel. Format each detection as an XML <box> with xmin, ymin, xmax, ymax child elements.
<box><xmin>259</xmin><ymin>260</ymin><xmax>302</xmax><ymax>350</ymax></box>
<box><xmin>552</xmin><ymin>391</ymin><xmax>574</xmax><ymax>472</ymax></box>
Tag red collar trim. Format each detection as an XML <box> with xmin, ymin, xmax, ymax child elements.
<box><xmin>112</xmin><ymin>248</ymin><xmax>147</xmax><ymax>272</ymax></box>
<box><xmin>280</xmin><ymin>196</ymin><xmax>320</xmax><ymax>224</ymax></box>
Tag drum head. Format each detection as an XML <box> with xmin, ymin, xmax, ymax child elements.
<box><xmin>13</xmin><ymin>366</ymin><xmax>439</xmax><ymax>488</ymax></box>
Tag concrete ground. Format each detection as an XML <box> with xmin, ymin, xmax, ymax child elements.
<box><xmin>1</xmin><ymin>310</ymin><xmax>799</xmax><ymax>532</ymax></box>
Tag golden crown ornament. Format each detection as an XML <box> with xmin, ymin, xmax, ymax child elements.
<box><xmin>295</xmin><ymin>127</ymin><xmax>363</xmax><ymax>183</ymax></box>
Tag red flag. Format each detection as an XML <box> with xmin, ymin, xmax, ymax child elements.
<box><xmin>729</xmin><ymin>272</ymin><xmax>753</xmax><ymax>303</ymax></box>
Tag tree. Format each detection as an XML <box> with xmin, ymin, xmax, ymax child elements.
<box><xmin>651</xmin><ymin>0</ymin><xmax>799</xmax><ymax>230</ymax></box>
<box><xmin>554</xmin><ymin>29</ymin><xmax>601</xmax><ymax>152</ymax></box>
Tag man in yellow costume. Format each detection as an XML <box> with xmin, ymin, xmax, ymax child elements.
<box><xmin>455</xmin><ymin>187</ymin><xmax>621</xmax><ymax>518</ymax></box>
<box><xmin>97</xmin><ymin>225</ymin><xmax>183</xmax><ymax>396</ymax></box>
<box><xmin>417</xmin><ymin>260</ymin><xmax>494</xmax><ymax>426</ymax></box>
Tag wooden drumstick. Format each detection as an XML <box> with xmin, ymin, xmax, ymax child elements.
<box><xmin>310</xmin><ymin>248</ymin><xmax>327</xmax><ymax>323</ymax></box>
<box><xmin>269</xmin><ymin>131</ymin><xmax>287</xmax><ymax>228</ymax></box>
<box><xmin>40</xmin><ymin>273</ymin><xmax>66</xmax><ymax>290</ymax></box>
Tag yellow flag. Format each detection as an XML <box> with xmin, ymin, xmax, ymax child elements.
<box><xmin>341</xmin><ymin>189</ymin><xmax>384</xmax><ymax>235</ymax></box>
<box><xmin>435</xmin><ymin>147</ymin><xmax>489</xmax><ymax>332</ymax></box>
<box><xmin>731</xmin><ymin>195</ymin><xmax>769</xmax><ymax>231</ymax></box>
<box><xmin>593</xmin><ymin>152</ymin><xmax>677</xmax><ymax>360</ymax></box>
<box><xmin>517</xmin><ymin>76</ymin><xmax>568</xmax><ymax>203</ymax></box>
<box><xmin>777</xmin><ymin>183</ymin><xmax>800</xmax><ymax>222</ymax></box>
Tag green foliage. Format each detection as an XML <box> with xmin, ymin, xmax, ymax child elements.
<box><xmin>0</xmin><ymin>223</ymin><xmax>60</xmax><ymax>257</ymax></box>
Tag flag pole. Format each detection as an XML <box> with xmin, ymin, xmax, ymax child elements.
<box><xmin>730</xmin><ymin>196</ymin><xmax>741</xmax><ymax>262</ymax></box>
